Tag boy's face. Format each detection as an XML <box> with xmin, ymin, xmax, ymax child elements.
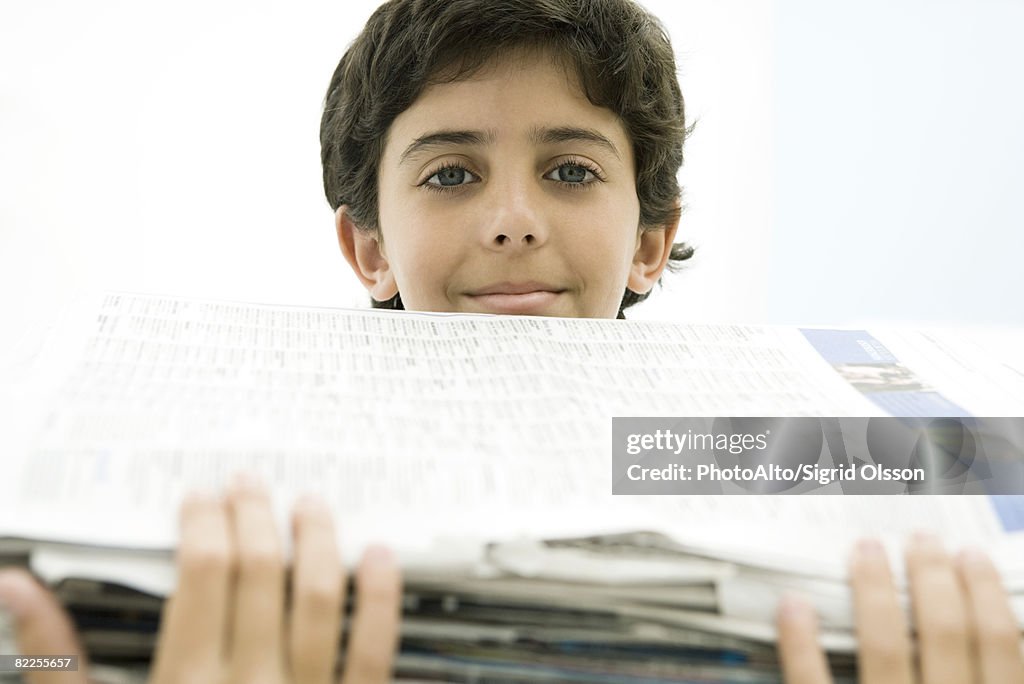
<box><xmin>337</xmin><ymin>50</ymin><xmax>678</xmax><ymax>318</ymax></box>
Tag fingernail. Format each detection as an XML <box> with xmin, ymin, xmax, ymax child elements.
<box><xmin>363</xmin><ymin>545</ymin><xmax>394</xmax><ymax>567</ymax></box>
<box><xmin>295</xmin><ymin>492</ymin><xmax>328</xmax><ymax>513</ymax></box>
<box><xmin>958</xmin><ymin>546</ymin><xmax>989</xmax><ymax>567</ymax></box>
<box><xmin>910</xmin><ymin>530</ymin><xmax>939</xmax><ymax>546</ymax></box>
<box><xmin>778</xmin><ymin>593</ymin><xmax>813</xmax><ymax>622</ymax></box>
<box><xmin>855</xmin><ymin>538</ymin><xmax>885</xmax><ymax>558</ymax></box>
<box><xmin>230</xmin><ymin>472</ymin><xmax>262</xmax><ymax>491</ymax></box>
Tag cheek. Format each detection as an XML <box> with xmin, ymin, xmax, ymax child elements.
<box><xmin>381</xmin><ymin>210</ymin><xmax>459</xmax><ymax>297</ymax></box>
<box><xmin>378</xmin><ymin>185</ymin><xmax>426</xmax><ymax>259</ymax></box>
<box><xmin>566</xmin><ymin>202</ymin><xmax>639</xmax><ymax>274</ymax></box>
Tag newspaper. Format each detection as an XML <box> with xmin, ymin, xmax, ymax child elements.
<box><xmin>2</xmin><ymin>292</ymin><xmax>1021</xmax><ymax>563</ymax></box>
<box><xmin>2</xmin><ymin>291</ymin><xmax>1023</xmax><ymax>682</ymax></box>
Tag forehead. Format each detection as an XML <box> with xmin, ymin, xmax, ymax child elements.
<box><xmin>382</xmin><ymin>50</ymin><xmax>633</xmax><ymax>164</ymax></box>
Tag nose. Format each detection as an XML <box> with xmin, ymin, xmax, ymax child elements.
<box><xmin>478</xmin><ymin>174</ymin><xmax>550</xmax><ymax>252</ymax></box>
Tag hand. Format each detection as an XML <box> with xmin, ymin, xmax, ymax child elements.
<box><xmin>0</xmin><ymin>477</ymin><xmax>403</xmax><ymax>683</ymax></box>
<box><xmin>776</xmin><ymin>534</ymin><xmax>1024</xmax><ymax>683</ymax></box>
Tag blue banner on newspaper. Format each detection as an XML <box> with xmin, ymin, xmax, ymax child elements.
<box><xmin>611</xmin><ymin>417</ymin><xmax>1024</xmax><ymax>495</ymax></box>
<box><xmin>800</xmin><ymin>329</ymin><xmax>971</xmax><ymax>417</ymax></box>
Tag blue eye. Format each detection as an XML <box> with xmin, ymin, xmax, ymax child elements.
<box><xmin>554</xmin><ymin>164</ymin><xmax>591</xmax><ymax>183</ymax></box>
<box><xmin>544</xmin><ymin>161</ymin><xmax>601</xmax><ymax>188</ymax></box>
<box><xmin>421</xmin><ymin>159</ymin><xmax>602</xmax><ymax>195</ymax></box>
<box><xmin>425</xmin><ymin>165</ymin><xmax>478</xmax><ymax>189</ymax></box>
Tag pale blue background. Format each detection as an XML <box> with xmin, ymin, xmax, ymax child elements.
<box><xmin>771</xmin><ymin>0</ymin><xmax>1024</xmax><ymax>325</ymax></box>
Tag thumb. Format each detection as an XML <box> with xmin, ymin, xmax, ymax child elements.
<box><xmin>0</xmin><ymin>567</ymin><xmax>89</xmax><ymax>684</ymax></box>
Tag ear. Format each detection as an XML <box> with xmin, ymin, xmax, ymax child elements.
<box><xmin>335</xmin><ymin>206</ymin><xmax>399</xmax><ymax>301</ymax></box>
<box><xmin>626</xmin><ymin>206</ymin><xmax>681</xmax><ymax>294</ymax></box>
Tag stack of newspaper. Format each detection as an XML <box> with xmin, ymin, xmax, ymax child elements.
<box><xmin>2</xmin><ymin>292</ymin><xmax>1023</xmax><ymax>683</ymax></box>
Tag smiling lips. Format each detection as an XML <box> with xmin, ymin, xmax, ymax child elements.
<box><xmin>466</xmin><ymin>281</ymin><xmax>566</xmax><ymax>314</ymax></box>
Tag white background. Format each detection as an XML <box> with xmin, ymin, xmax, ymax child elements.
<box><xmin>1</xmin><ymin>0</ymin><xmax>1021</xmax><ymax>358</ymax></box>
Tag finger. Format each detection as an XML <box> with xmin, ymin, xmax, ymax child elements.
<box><xmin>956</xmin><ymin>547</ymin><xmax>1024</xmax><ymax>684</ymax></box>
<box><xmin>775</xmin><ymin>593</ymin><xmax>833</xmax><ymax>684</ymax></box>
<box><xmin>341</xmin><ymin>546</ymin><xmax>402</xmax><ymax>684</ymax></box>
<box><xmin>848</xmin><ymin>539</ymin><xmax>914</xmax><ymax>684</ymax></box>
<box><xmin>0</xmin><ymin>567</ymin><xmax>88</xmax><ymax>684</ymax></box>
<box><xmin>227</xmin><ymin>474</ymin><xmax>286</xmax><ymax>679</ymax></box>
<box><xmin>906</xmin><ymin>532</ymin><xmax>972</xmax><ymax>684</ymax></box>
<box><xmin>287</xmin><ymin>495</ymin><xmax>344</xmax><ymax>684</ymax></box>
<box><xmin>150</xmin><ymin>492</ymin><xmax>232</xmax><ymax>683</ymax></box>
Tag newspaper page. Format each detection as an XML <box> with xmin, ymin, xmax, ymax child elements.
<box><xmin>0</xmin><ymin>292</ymin><xmax>1018</xmax><ymax>570</ymax></box>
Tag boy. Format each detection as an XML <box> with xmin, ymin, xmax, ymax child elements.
<box><xmin>320</xmin><ymin>0</ymin><xmax>695</xmax><ymax>319</ymax></box>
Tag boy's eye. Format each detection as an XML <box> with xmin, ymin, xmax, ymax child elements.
<box><xmin>426</xmin><ymin>166</ymin><xmax>478</xmax><ymax>188</ymax></box>
<box><xmin>545</xmin><ymin>163</ymin><xmax>596</xmax><ymax>184</ymax></box>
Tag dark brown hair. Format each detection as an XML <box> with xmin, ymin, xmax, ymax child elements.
<box><xmin>321</xmin><ymin>0</ymin><xmax>694</xmax><ymax>315</ymax></box>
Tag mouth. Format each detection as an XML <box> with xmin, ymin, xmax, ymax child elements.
<box><xmin>465</xmin><ymin>282</ymin><xmax>567</xmax><ymax>315</ymax></box>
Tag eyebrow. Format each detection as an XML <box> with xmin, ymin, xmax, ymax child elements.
<box><xmin>529</xmin><ymin>126</ymin><xmax>621</xmax><ymax>160</ymax></box>
<box><xmin>399</xmin><ymin>126</ymin><xmax>621</xmax><ymax>164</ymax></box>
<box><xmin>400</xmin><ymin>130</ymin><xmax>495</xmax><ymax>165</ymax></box>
